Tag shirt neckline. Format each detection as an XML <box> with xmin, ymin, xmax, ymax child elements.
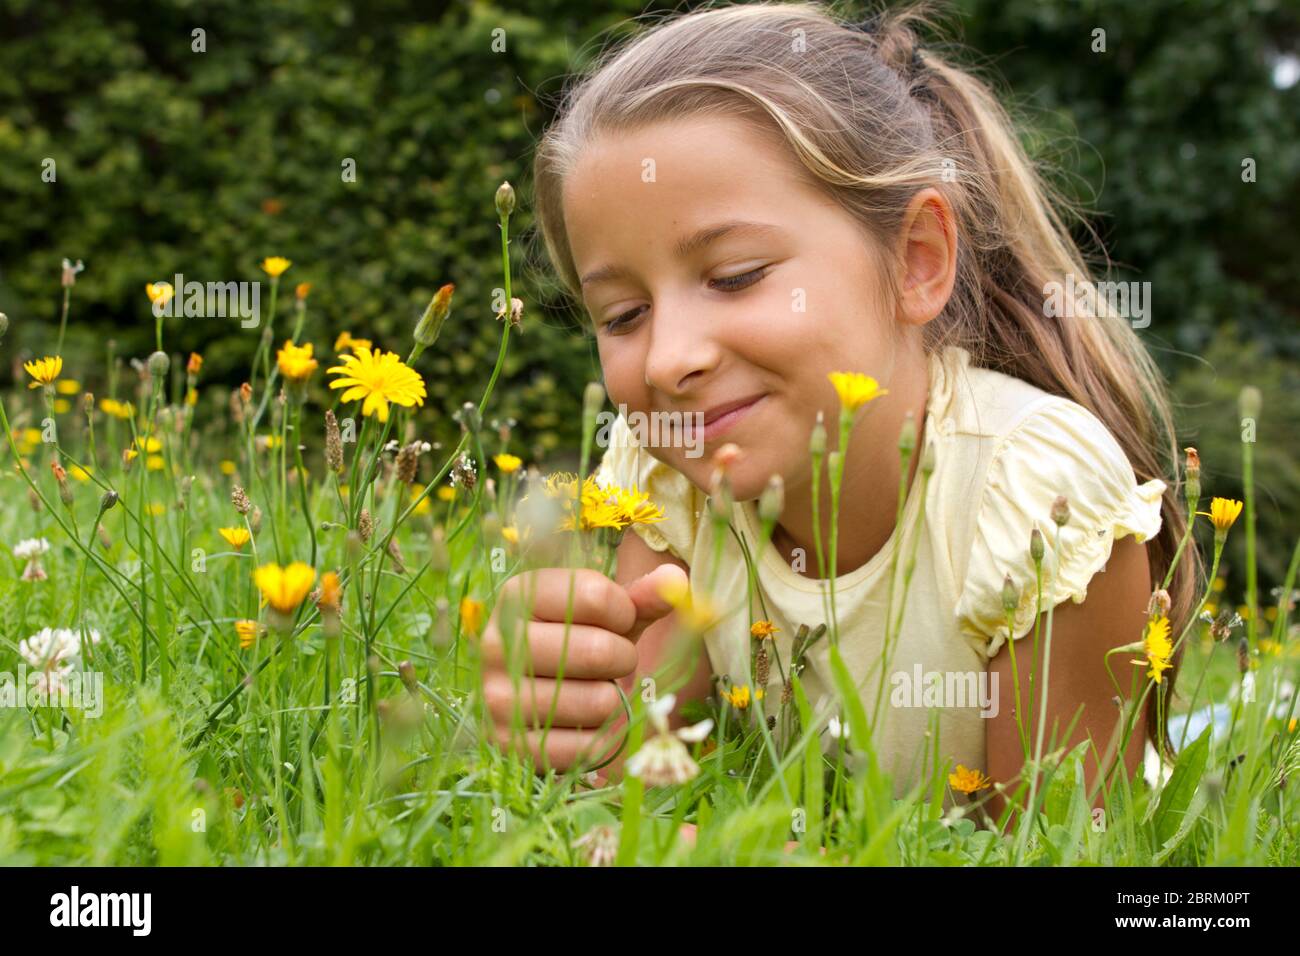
<box><xmin>731</xmin><ymin>345</ymin><xmax>962</xmax><ymax>595</ymax></box>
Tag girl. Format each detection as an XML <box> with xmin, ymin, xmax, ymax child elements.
<box><xmin>482</xmin><ymin>1</ymin><xmax>1198</xmax><ymax>818</ymax></box>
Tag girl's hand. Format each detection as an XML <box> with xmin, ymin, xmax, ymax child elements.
<box><xmin>481</xmin><ymin>564</ymin><xmax>685</xmax><ymax>772</ymax></box>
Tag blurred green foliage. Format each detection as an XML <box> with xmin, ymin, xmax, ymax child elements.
<box><xmin>0</xmin><ymin>0</ymin><xmax>1295</xmax><ymax>578</ymax></box>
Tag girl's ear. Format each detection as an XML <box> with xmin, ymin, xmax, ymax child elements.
<box><xmin>892</xmin><ymin>187</ymin><xmax>958</xmax><ymax>327</ymax></box>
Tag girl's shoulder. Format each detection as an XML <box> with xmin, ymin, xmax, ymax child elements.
<box><xmin>925</xmin><ymin>345</ymin><xmax>1167</xmax><ymax>659</ymax></box>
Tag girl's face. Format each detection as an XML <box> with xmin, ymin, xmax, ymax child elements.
<box><xmin>564</xmin><ymin>114</ymin><xmax>901</xmax><ymax>501</ymax></box>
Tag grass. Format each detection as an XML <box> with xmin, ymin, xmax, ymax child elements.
<box><xmin>0</xmin><ymin>184</ymin><xmax>1297</xmax><ymax>866</ymax></box>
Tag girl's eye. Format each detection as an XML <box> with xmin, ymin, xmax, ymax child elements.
<box><xmin>709</xmin><ymin>265</ymin><xmax>769</xmax><ymax>292</ymax></box>
<box><xmin>602</xmin><ymin>305</ymin><xmax>647</xmax><ymax>335</ymax></box>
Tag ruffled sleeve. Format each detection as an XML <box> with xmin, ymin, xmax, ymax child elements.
<box><xmin>955</xmin><ymin>397</ymin><xmax>1167</xmax><ymax>660</ymax></box>
<box><xmin>592</xmin><ymin>412</ymin><xmax>702</xmax><ymax>564</ymax></box>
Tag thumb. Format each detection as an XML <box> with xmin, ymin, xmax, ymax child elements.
<box><xmin>622</xmin><ymin>563</ymin><xmax>689</xmax><ymax>643</ymax></box>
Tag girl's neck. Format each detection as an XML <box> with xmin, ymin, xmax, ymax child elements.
<box><xmin>769</xmin><ymin>361</ymin><xmax>930</xmax><ymax>581</ymax></box>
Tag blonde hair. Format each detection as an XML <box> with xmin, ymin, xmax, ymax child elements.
<box><xmin>530</xmin><ymin>0</ymin><xmax>1198</xmax><ymax>760</ymax></box>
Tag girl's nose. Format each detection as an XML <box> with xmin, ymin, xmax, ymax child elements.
<box><xmin>642</xmin><ymin>298</ymin><xmax>724</xmax><ymax>397</ymax></box>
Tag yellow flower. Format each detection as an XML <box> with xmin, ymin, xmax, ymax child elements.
<box><xmin>69</xmin><ymin>465</ymin><xmax>92</xmax><ymax>482</ymax></box>
<box><xmin>501</xmin><ymin>525</ymin><xmax>519</xmax><ymax>544</ymax></box>
<box><xmin>1134</xmin><ymin>615</ymin><xmax>1174</xmax><ymax>684</ymax></box>
<box><xmin>24</xmin><ymin>356</ymin><xmax>62</xmax><ymax>389</ymax></box>
<box><xmin>317</xmin><ymin>571</ymin><xmax>342</xmax><ymax>612</ymax></box>
<box><xmin>295</xmin><ymin>282</ymin><xmax>312</xmax><ymax>301</ymax></box>
<box><xmin>1211</xmin><ymin>576</ymin><xmax>1227</xmax><ymax>593</ymax></box>
<box><xmin>187</xmin><ymin>352</ymin><xmax>203</xmax><ymax>375</ymax></box>
<box><xmin>828</xmin><ymin>371</ymin><xmax>888</xmax><ymax>412</ymax></box>
<box><xmin>185</xmin><ymin>388</ymin><xmax>198</xmax><ymax>407</ymax></box>
<box><xmin>55</xmin><ymin>379</ymin><xmax>81</xmax><ymax>395</ymax></box>
<box><xmin>53</xmin><ymin>399</ymin><xmax>71</xmax><ymax>414</ymax></box>
<box><xmin>146</xmin><ymin>454</ymin><xmax>165</xmax><ymax>471</ymax></box>
<box><xmin>21</xmin><ymin>427</ymin><xmax>42</xmax><ymax>446</ymax></box>
<box><xmin>99</xmin><ymin>398</ymin><xmax>134</xmax><ymax>419</ymax></box>
<box><xmin>460</xmin><ymin>596</ymin><xmax>485</xmax><ymax>638</ymax></box>
<box><xmin>219</xmin><ymin>459</ymin><xmax>237</xmax><ymax>476</ymax></box>
<box><xmin>949</xmin><ymin>764</ymin><xmax>992</xmax><ymax>794</ymax></box>
<box><xmin>219</xmin><ymin>527</ymin><xmax>251</xmax><ymax>550</ymax></box>
<box><xmin>750</xmin><ymin>620</ymin><xmax>779</xmax><ymax>640</ymax></box>
<box><xmin>494</xmin><ymin>453</ymin><xmax>523</xmax><ymax>473</ymax></box>
<box><xmin>720</xmin><ymin>684</ymin><xmax>761</xmax><ymax>709</ymax></box>
<box><xmin>261</xmin><ymin>256</ymin><xmax>292</xmax><ymax>278</ymax></box>
<box><xmin>145</xmin><ymin>282</ymin><xmax>175</xmax><ymax>306</ymax></box>
<box><xmin>436</xmin><ymin>485</ymin><xmax>456</xmax><ymax>502</ymax></box>
<box><xmin>326</xmin><ymin>346</ymin><xmax>426</xmax><ymax>423</ymax></box>
<box><xmin>235</xmin><ymin>620</ymin><xmax>260</xmax><ymax>650</ymax></box>
<box><xmin>253</xmin><ymin>561</ymin><xmax>317</xmax><ymax>614</ymax></box>
<box><xmin>135</xmin><ymin>436</ymin><xmax>162</xmax><ymax>453</ymax></box>
<box><xmin>333</xmin><ymin>331</ymin><xmax>373</xmax><ymax>353</ymax></box>
<box><xmin>1198</xmin><ymin>497</ymin><xmax>1244</xmax><ymax>533</ymax></box>
<box><xmin>1290</xmin><ymin>717</ymin><xmax>1298</xmax><ymax>734</ymax></box>
<box><xmin>276</xmin><ymin>340</ymin><xmax>318</xmax><ymax>382</ymax></box>
<box><xmin>146</xmin><ymin>502</ymin><xmax>166</xmax><ymax>516</ymax></box>
<box><xmin>411</xmin><ymin>494</ymin><xmax>432</xmax><ymax>516</ymax></box>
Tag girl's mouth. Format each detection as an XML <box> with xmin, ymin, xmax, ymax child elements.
<box><xmin>701</xmin><ymin>393</ymin><xmax>767</xmax><ymax>442</ymax></box>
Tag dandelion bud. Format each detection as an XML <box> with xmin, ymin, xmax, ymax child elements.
<box><xmin>1050</xmin><ymin>495</ymin><xmax>1070</xmax><ymax>527</ymax></box>
<box><xmin>1001</xmin><ymin>574</ymin><xmax>1018</xmax><ymax>614</ymax></box>
<box><xmin>898</xmin><ymin>413</ymin><xmax>917</xmax><ymax>457</ymax></box>
<box><xmin>583</xmin><ymin>381</ymin><xmax>606</xmax><ymax>423</ymax></box>
<box><xmin>52</xmin><ymin>462</ymin><xmax>73</xmax><ymax>508</ymax></box>
<box><xmin>1147</xmin><ymin>588</ymin><xmax>1172</xmax><ymax>618</ymax></box>
<box><xmin>395</xmin><ymin>440</ymin><xmax>421</xmax><ymax>485</ymax></box>
<box><xmin>809</xmin><ymin>412</ymin><xmax>826</xmax><ymax>458</ymax></box>
<box><xmin>386</xmin><ymin>537</ymin><xmax>407</xmax><ymax>574</ymax></box>
<box><xmin>187</xmin><ymin>352</ymin><xmax>203</xmax><ymax>376</ymax></box>
<box><xmin>232</xmin><ymin>484</ymin><xmax>251</xmax><ymax>515</ymax></box>
<box><xmin>250</xmin><ymin>506</ymin><xmax>263</xmax><ymax>535</ymax></box>
<box><xmin>358</xmin><ymin>507</ymin><xmax>373</xmax><ymax>543</ymax></box>
<box><xmin>759</xmin><ymin>474</ymin><xmax>784</xmax><ymax>524</ymax></box>
<box><xmin>495</xmin><ymin>180</ymin><xmax>516</xmax><ymax>219</ymax></box>
<box><xmin>99</xmin><ymin>489</ymin><xmax>119</xmax><ymax>513</ymax></box>
<box><xmin>919</xmin><ymin>441</ymin><xmax>936</xmax><ymax>476</ymax></box>
<box><xmin>324</xmin><ymin>409</ymin><xmax>344</xmax><ymax>474</ymax></box>
<box><xmin>414</xmin><ymin>283</ymin><xmax>455</xmax><ymax>348</ymax></box>
<box><xmin>82</xmin><ymin>392</ymin><xmax>95</xmax><ymax>417</ymax></box>
<box><xmin>147</xmin><ymin>350</ymin><xmax>169</xmax><ymax>380</ymax></box>
<box><xmin>239</xmin><ymin>381</ymin><xmax>252</xmax><ymax>408</ymax></box>
<box><xmin>398</xmin><ymin>660</ymin><xmax>418</xmax><ymax>693</ymax></box>
<box><xmin>1030</xmin><ymin>528</ymin><xmax>1044</xmax><ymax>563</ymax></box>
<box><xmin>1238</xmin><ymin>385</ymin><xmax>1262</xmax><ymax>420</ymax></box>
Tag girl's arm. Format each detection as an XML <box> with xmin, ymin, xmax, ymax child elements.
<box><xmin>985</xmin><ymin>533</ymin><xmax>1153</xmax><ymax>827</ymax></box>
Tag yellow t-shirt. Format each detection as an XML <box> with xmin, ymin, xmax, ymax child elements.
<box><xmin>593</xmin><ymin>344</ymin><xmax>1166</xmax><ymax>800</ymax></box>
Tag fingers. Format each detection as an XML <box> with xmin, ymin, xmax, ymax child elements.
<box><xmin>482</xmin><ymin>671</ymin><xmax>624</xmax><ymax>729</ymax></box>
<box><xmin>486</xmin><ymin>721</ymin><xmax>624</xmax><ymax>774</ymax></box>
<box><xmin>622</xmin><ymin>564</ymin><xmax>687</xmax><ymax>643</ymax></box>
<box><xmin>481</xmin><ymin>620</ymin><xmax>638</xmax><ymax>679</ymax></box>
<box><xmin>496</xmin><ymin>568</ymin><xmax>637</xmax><ymax>634</ymax></box>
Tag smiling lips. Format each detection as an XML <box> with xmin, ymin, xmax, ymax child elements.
<box><xmin>698</xmin><ymin>393</ymin><xmax>767</xmax><ymax>442</ymax></box>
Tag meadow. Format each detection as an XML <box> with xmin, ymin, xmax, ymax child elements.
<box><xmin>1</xmin><ymin>182</ymin><xmax>1297</xmax><ymax>867</ymax></box>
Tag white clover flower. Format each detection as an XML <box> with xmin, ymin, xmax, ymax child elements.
<box><xmin>624</xmin><ymin>693</ymin><xmax>715</xmax><ymax>786</ymax></box>
<box><xmin>13</xmin><ymin>538</ymin><xmax>51</xmax><ymax>560</ymax></box>
<box><xmin>19</xmin><ymin>627</ymin><xmax>102</xmax><ymax>669</ymax></box>
<box><xmin>573</xmin><ymin>824</ymin><xmax>620</xmax><ymax>867</ymax></box>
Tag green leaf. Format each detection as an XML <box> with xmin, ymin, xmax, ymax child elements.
<box><xmin>1152</xmin><ymin>725</ymin><xmax>1211</xmax><ymax>848</ymax></box>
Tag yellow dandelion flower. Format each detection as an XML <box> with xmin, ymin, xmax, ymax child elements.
<box><xmin>261</xmin><ymin>256</ymin><xmax>292</xmax><ymax>278</ymax></box>
<box><xmin>53</xmin><ymin>399</ymin><xmax>70</xmax><ymax>414</ymax></box>
<box><xmin>146</xmin><ymin>502</ymin><xmax>166</xmax><ymax>516</ymax></box>
<box><xmin>326</xmin><ymin>346</ymin><xmax>426</xmax><ymax>423</ymax></box>
<box><xmin>253</xmin><ymin>561</ymin><xmax>317</xmax><ymax>614</ymax></box>
<box><xmin>501</xmin><ymin>526</ymin><xmax>519</xmax><ymax>544</ymax></box>
<box><xmin>948</xmin><ymin>765</ymin><xmax>992</xmax><ymax>794</ymax></box>
<box><xmin>1198</xmin><ymin>497</ymin><xmax>1244</xmax><ymax>533</ymax></box>
<box><xmin>1133</xmin><ymin>615</ymin><xmax>1174</xmax><ymax>684</ymax></box>
<box><xmin>219</xmin><ymin>459</ymin><xmax>237</xmax><ymax>476</ymax></box>
<box><xmin>460</xmin><ymin>596</ymin><xmax>485</xmax><ymax>638</ymax></box>
<box><xmin>276</xmin><ymin>340</ymin><xmax>318</xmax><ymax>382</ymax></box>
<box><xmin>317</xmin><ymin>571</ymin><xmax>342</xmax><ymax>612</ymax></box>
<box><xmin>750</xmin><ymin>620</ymin><xmax>779</xmax><ymax>640</ymax></box>
<box><xmin>828</xmin><ymin>371</ymin><xmax>888</xmax><ymax>412</ymax></box>
<box><xmin>333</xmin><ymin>331</ymin><xmax>373</xmax><ymax>353</ymax></box>
<box><xmin>24</xmin><ymin>356</ymin><xmax>62</xmax><ymax>389</ymax></box>
<box><xmin>436</xmin><ymin>485</ymin><xmax>456</xmax><ymax>502</ymax></box>
<box><xmin>1211</xmin><ymin>576</ymin><xmax>1227</xmax><ymax>593</ymax></box>
<box><xmin>185</xmin><ymin>387</ymin><xmax>198</xmax><ymax>406</ymax></box>
<box><xmin>21</xmin><ymin>427</ymin><xmax>43</xmax><ymax>446</ymax></box>
<box><xmin>235</xmin><ymin>620</ymin><xmax>260</xmax><ymax>650</ymax></box>
<box><xmin>494</xmin><ymin>453</ymin><xmax>523</xmax><ymax>473</ymax></box>
<box><xmin>721</xmin><ymin>685</ymin><xmax>761</xmax><ymax>710</ymax></box>
<box><xmin>68</xmin><ymin>465</ymin><xmax>92</xmax><ymax>482</ymax></box>
<box><xmin>99</xmin><ymin>398</ymin><xmax>134</xmax><ymax>419</ymax></box>
<box><xmin>135</xmin><ymin>436</ymin><xmax>162</xmax><ymax>453</ymax></box>
<box><xmin>146</xmin><ymin>454</ymin><xmax>165</xmax><ymax>471</ymax></box>
<box><xmin>219</xmin><ymin>527</ymin><xmax>251</xmax><ymax>550</ymax></box>
<box><xmin>145</xmin><ymin>282</ymin><xmax>175</xmax><ymax>307</ymax></box>
<box><xmin>55</xmin><ymin>379</ymin><xmax>81</xmax><ymax>395</ymax></box>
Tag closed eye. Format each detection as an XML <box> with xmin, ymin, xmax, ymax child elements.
<box><xmin>600</xmin><ymin>266</ymin><xmax>771</xmax><ymax>335</ymax></box>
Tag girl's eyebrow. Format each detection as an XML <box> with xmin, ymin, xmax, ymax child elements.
<box><xmin>579</xmin><ymin>220</ymin><xmax>784</xmax><ymax>289</ymax></box>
